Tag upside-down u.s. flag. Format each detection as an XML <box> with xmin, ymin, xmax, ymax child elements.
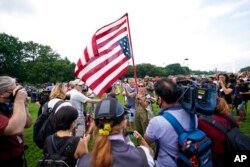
<box><xmin>74</xmin><ymin>13</ymin><xmax>132</xmax><ymax>97</ymax></box>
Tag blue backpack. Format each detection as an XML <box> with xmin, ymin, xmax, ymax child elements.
<box><xmin>162</xmin><ymin>112</ymin><xmax>212</xmax><ymax>167</ymax></box>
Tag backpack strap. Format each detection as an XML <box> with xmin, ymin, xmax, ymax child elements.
<box><xmin>161</xmin><ymin>112</ymin><xmax>185</xmax><ymax>162</ymax></box>
<box><xmin>46</xmin><ymin>135</ymin><xmax>55</xmax><ymax>153</ymax></box>
<box><xmin>49</xmin><ymin>100</ymin><xmax>64</xmax><ymax>115</ymax></box>
<box><xmin>137</xmin><ymin>147</ymin><xmax>149</xmax><ymax>167</ymax></box>
<box><xmin>220</xmin><ymin>114</ymin><xmax>239</xmax><ymax>128</ymax></box>
<box><xmin>201</xmin><ymin>116</ymin><xmax>229</xmax><ymax>136</ymax></box>
<box><xmin>162</xmin><ymin>112</ymin><xmax>185</xmax><ymax>135</ymax></box>
<box><xmin>38</xmin><ymin>102</ymin><xmax>48</xmax><ymax>116</ymax></box>
<box><xmin>46</xmin><ymin>100</ymin><xmax>64</xmax><ymax>124</ymax></box>
<box><xmin>41</xmin><ymin>101</ymin><xmax>49</xmax><ymax>115</ymax></box>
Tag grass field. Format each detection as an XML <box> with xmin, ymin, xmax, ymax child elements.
<box><xmin>24</xmin><ymin>99</ymin><xmax>250</xmax><ymax>167</ymax></box>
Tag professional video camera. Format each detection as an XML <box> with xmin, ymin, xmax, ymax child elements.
<box><xmin>176</xmin><ymin>79</ymin><xmax>217</xmax><ymax>115</ymax></box>
<box><xmin>38</xmin><ymin>90</ymin><xmax>51</xmax><ymax>105</ymax></box>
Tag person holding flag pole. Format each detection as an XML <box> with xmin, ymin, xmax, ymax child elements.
<box><xmin>75</xmin><ymin>13</ymin><xmax>154</xmax><ymax>167</ymax></box>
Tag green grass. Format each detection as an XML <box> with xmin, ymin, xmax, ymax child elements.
<box><xmin>24</xmin><ymin>98</ymin><xmax>250</xmax><ymax>167</ymax></box>
<box><xmin>24</xmin><ymin>103</ymin><xmax>42</xmax><ymax>167</ymax></box>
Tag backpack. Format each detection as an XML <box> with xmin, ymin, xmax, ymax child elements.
<box><xmin>38</xmin><ymin>135</ymin><xmax>71</xmax><ymax>167</ymax></box>
<box><xmin>33</xmin><ymin>100</ymin><xmax>64</xmax><ymax>149</ymax></box>
<box><xmin>201</xmin><ymin>116</ymin><xmax>250</xmax><ymax>151</ymax></box>
<box><xmin>162</xmin><ymin>112</ymin><xmax>212</xmax><ymax>167</ymax></box>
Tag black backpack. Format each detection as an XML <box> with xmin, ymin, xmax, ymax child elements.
<box><xmin>33</xmin><ymin>100</ymin><xmax>64</xmax><ymax>149</ymax></box>
<box><xmin>38</xmin><ymin>135</ymin><xmax>70</xmax><ymax>167</ymax></box>
<box><xmin>202</xmin><ymin>115</ymin><xmax>250</xmax><ymax>151</ymax></box>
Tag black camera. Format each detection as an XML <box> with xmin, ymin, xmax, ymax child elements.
<box><xmin>37</xmin><ymin>90</ymin><xmax>51</xmax><ymax>105</ymax></box>
<box><xmin>82</xmin><ymin>85</ymin><xmax>89</xmax><ymax>92</ymax></box>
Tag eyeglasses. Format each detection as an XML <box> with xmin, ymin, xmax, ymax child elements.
<box><xmin>138</xmin><ymin>85</ymin><xmax>144</xmax><ymax>87</ymax></box>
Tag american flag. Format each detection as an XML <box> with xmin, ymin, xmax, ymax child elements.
<box><xmin>74</xmin><ymin>14</ymin><xmax>132</xmax><ymax>97</ymax></box>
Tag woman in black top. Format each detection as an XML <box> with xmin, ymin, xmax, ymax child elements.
<box><xmin>43</xmin><ymin>106</ymin><xmax>90</xmax><ymax>166</ymax></box>
<box><xmin>217</xmin><ymin>73</ymin><xmax>233</xmax><ymax>110</ymax></box>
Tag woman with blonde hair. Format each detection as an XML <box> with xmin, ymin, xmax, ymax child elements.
<box><xmin>77</xmin><ymin>98</ymin><xmax>154</xmax><ymax>167</ymax></box>
<box><xmin>44</xmin><ymin>83</ymin><xmax>71</xmax><ymax>113</ymax></box>
<box><xmin>198</xmin><ymin>97</ymin><xmax>238</xmax><ymax>167</ymax></box>
<box><xmin>49</xmin><ymin>83</ymin><xmax>67</xmax><ymax>100</ymax></box>
<box><xmin>36</xmin><ymin>83</ymin><xmax>72</xmax><ymax>148</ymax></box>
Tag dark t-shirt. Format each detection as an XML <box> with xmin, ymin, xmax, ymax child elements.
<box><xmin>217</xmin><ymin>84</ymin><xmax>233</xmax><ymax>104</ymax></box>
<box><xmin>44</xmin><ymin>134</ymin><xmax>80</xmax><ymax>167</ymax></box>
<box><xmin>238</xmin><ymin>85</ymin><xmax>250</xmax><ymax>101</ymax></box>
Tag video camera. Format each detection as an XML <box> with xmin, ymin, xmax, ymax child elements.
<box><xmin>176</xmin><ymin>79</ymin><xmax>217</xmax><ymax>115</ymax></box>
<box><xmin>37</xmin><ymin>90</ymin><xmax>51</xmax><ymax>105</ymax></box>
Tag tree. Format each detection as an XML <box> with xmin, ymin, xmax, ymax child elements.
<box><xmin>164</xmin><ymin>63</ymin><xmax>190</xmax><ymax>76</ymax></box>
<box><xmin>240</xmin><ymin>66</ymin><xmax>250</xmax><ymax>72</ymax></box>
<box><xmin>22</xmin><ymin>41</ymin><xmax>41</xmax><ymax>62</ymax></box>
<box><xmin>0</xmin><ymin>33</ymin><xmax>23</xmax><ymax>76</ymax></box>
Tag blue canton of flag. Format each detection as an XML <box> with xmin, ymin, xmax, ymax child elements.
<box><xmin>119</xmin><ymin>35</ymin><xmax>131</xmax><ymax>59</ymax></box>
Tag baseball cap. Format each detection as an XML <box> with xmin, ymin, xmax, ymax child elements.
<box><xmin>94</xmin><ymin>98</ymin><xmax>127</xmax><ymax>127</ymax></box>
<box><xmin>74</xmin><ymin>79</ymin><xmax>84</xmax><ymax>85</ymax></box>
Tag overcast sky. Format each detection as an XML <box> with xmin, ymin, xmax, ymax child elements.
<box><xmin>0</xmin><ymin>0</ymin><xmax>250</xmax><ymax>72</ymax></box>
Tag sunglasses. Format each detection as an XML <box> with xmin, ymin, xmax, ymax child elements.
<box><xmin>138</xmin><ymin>85</ymin><xmax>144</xmax><ymax>87</ymax></box>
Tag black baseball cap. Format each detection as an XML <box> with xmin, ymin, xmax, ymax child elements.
<box><xmin>94</xmin><ymin>98</ymin><xmax>127</xmax><ymax>128</ymax></box>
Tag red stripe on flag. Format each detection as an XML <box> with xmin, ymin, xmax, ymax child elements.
<box><xmin>74</xmin><ymin>59</ymin><xmax>83</xmax><ymax>76</ymax></box>
<box><xmin>99</xmin><ymin>42</ymin><xmax>119</xmax><ymax>56</ymax></box>
<box><xmin>91</xmin><ymin>35</ymin><xmax>98</xmax><ymax>56</ymax></box>
<box><xmin>83</xmin><ymin>48</ymin><xmax>90</xmax><ymax>62</ymax></box>
<box><xmin>89</xmin><ymin>56</ymin><xmax>128</xmax><ymax>91</ymax></box>
<box><xmin>96</xmin><ymin>19</ymin><xmax>127</xmax><ymax>39</ymax></box>
<box><xmin>81</xmin><ymin>49</ymin><xmax>124</xmax><ymax>82</ymax></box>
<box><xmin>75</xmin><ymin>42</ymin><xmax>120</xmax><ymax>78</ymax></box>
<box><xmin>96</xmin><ymin>67</ymin><xmax>128</xmax><ymax>97</ymax></box>
<box><xmin>97</xmin><ymin>27</ymin><xmax>127</xmax><ymax>49</ymax></box>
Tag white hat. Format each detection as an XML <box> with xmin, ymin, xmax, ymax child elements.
<box><xmin>74</xmin><ymin>79</ymin><xmax>84</xmax><ymax>85</ymax></box>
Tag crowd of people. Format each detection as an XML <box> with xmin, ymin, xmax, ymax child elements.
<box><xmin>0</xmin><ymin>72</ymin><xmax>250</xmax><ymax>167</ymax></box>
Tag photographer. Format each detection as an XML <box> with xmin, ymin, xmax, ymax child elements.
<box><xmin>144</xmin><ymin>78</ymin><xmax>194</xmax><ymax>167</ymax></box>
<box><xmin>0</xmin><ymin>76</ymin><xmax>32</xmax><ymax>167</ymax></box>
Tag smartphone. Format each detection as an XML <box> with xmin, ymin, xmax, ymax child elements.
<box><xmin>125</xmin><ymin>130</ymin><xmax>134</xmax><ymax>138</ymax></box>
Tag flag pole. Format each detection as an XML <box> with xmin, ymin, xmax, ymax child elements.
<box><xmin>126</xmin><ymin>13</ymin><xmax>138</xmax><ymax>92</ymax></box>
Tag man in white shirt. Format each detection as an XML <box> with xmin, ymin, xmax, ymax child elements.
<box><xmin>67</xmin><ymin>79</ymin><xmax>100</xmax><ymax>136</ymax></box>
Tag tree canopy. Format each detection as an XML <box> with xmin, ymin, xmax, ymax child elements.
<box><xmin>0</xmin><ymin>33</ymin><xmax>75</xmax><ymax>84</ymax></box>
